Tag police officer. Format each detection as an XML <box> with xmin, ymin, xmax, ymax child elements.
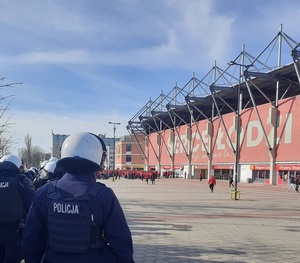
<box><xmin>33</xmin><ymin>160</ymin><xmax>61</xmax><ymax>189</ymax></box>
<box><xmin>23</xmin><ymin>166</ymin><xmax>39</xmax><ymax>182</ymax></box>
<box><xmin>0</xmin><ymin>154</ymin><xmax>35</xmax><ymax>263</ymax></box>
<box><xmin>22</xmin><ymin>132</ymin><xmax>135</xmax><ymax>263</ymax></box>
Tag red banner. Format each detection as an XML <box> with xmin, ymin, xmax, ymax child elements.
<box><xmin>276</xmin><ymin>165</ymin><xmax>300</xmax><ymax>171</ymax></box>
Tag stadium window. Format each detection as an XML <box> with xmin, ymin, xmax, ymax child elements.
<box><xmin>126</xmin><ymin>144</ymin><xmax>131</xmax><ymax>152</ymax></box>
<box><xmin>126</xmin><ymin>155</ymin><xmax>131</xmax><ymax>162</ymax></box>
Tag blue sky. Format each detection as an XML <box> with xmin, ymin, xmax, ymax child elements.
<box><xmin>0</xmin><ymin>0</ymin><xmax>300</xmax><ymax>153</ymax></box>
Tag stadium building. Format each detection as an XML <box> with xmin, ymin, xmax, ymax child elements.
<box><xmin>127</xmin><ymin>25</ymin><xmax>300</xmax><ymax>185</ymax></box>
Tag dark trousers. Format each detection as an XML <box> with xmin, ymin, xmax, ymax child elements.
<box><xmin>0</xmin><ymin>224</ymin><xmax>22</xmax><ymax>263</ymax></box>
<box><xmin>209</xmin><ymin>184</ymin><xmax>214</xmax><ymax>192</ymax></box>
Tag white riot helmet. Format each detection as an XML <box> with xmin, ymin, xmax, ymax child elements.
<box><xmin>57</xmin><ymin>132</ymin><xmax>106</xmax><ymax>173</ymax></box>
<box><xmin>40</xmin><ymin>160</ymin><xmax>49</xmax><ymax>170</ymax></box>
<box><xmin>0</xmin><ymin>154</ymin><xmax>22</xmax><ymax>169</ymax></box>
<box><xmin>49</xmin><ymin>157</ymin><xmax>58</xmax><ymax>162</ymax></box>
<box><xmin>29</xmin><ymin>167</ymin><xmax>39</xmax><ymax>178</ymax></box>
<box><xmin>44</xmin><ymin>160</ymin><xmax>57</xmax><ymax>174</ymax></box>
<box><xmin>39</xmin><ymin>160</ymin><xmax>57</xmax><ymax>179</ymax></box>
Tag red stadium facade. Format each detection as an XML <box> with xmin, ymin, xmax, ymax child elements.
<box><xmin>127</xmin><ymin>26</ymin><xmax>300</xmax><ymax>185</ymax></box>
<box><xmin>146</xmin><ymin>95</ymin><xmax>298</xmax><ymax>183</ymax></box>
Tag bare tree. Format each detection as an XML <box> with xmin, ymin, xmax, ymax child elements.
<box><xmin>19</xmin><ymin>134</ymin><xmax>45</xmax><ymax>168</ymax></box>
<box><xmin>0</xmin><ymin>78</ymin><xmax>22</xmax><ymax>155</ymax></box>
<box><xmin>31</xmin><ymin>146</ymin><xmax>46</xmax><ymax>168</ymax></box>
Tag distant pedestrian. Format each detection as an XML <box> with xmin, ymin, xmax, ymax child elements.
<box><xmin>287</xmin><ymin>176</ymin><xmax>296</xmax><ymax>192</ymax></box>
<box><xmin>295</xmin><ymin>175</ymin><xmax>300</xmax><ymax>192</ymax></box>
<box><xmin>145</xmin><ymin>171</ymin><xmax>150</xmax><ymax>184</ymax></box>
<box><xmin>229</xmin><ymin>175</ymin><xmax>234</xmax><ymax>187</ymax></box>
<box><xmin>151</xmin><ymin>171</ymin><xmax>156</xmax><ymax>184</ymax></box>
<box><xmin>208</xmin><ymin>175</ymin><xmax>216</xmax><ymax>193</ymax></box>
<box><xmin>199</xmin><ymin>172</ymin><xmax>203</xmax><ymax>182</ymax></box>
<box><xmin>184</xmin><ymin>171</ymin><xmax>187</xmax><ymax>179</ymax></box>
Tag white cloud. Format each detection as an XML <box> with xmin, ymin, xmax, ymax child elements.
<box><xmin>0</xmin><ymin>0</ymin><xmax>299</xmax><ymax>157</ymax></box>
<box><xmin>0</xmin><ymin>0</ymin><xmax>236</xmax><ymax>72</ymax></box>
<box><xmin>0</xmin><ymin>50</ymin><xmax>93</xmax><ymax>65</ymax></box>
<box><xmin>10</xmin><ymin>109</ymin><xmax>131</xmax><ymax>154</ymax></box>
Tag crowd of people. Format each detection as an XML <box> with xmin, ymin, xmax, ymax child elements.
<box><xmin>0</xmin><ymin>132</ymin><xmax>134</xmax><ymax>263</ymax></box>
<box><xmin>97</xmin><ymin>169</ymin><xmax>185</xmax><ymax>182</ymax></box>
<box><xmin>98</xmin><ymin>169</ymin><xmax>159</xmax><ymax>182</ymax></box>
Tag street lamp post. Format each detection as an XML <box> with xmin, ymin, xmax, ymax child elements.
<box><xmin>108</xmin><ymin>121</ymin><xmax>121</xmax><ymax>173</ymax></box>
<box><xmin>228</xmin><ymin>60</ymin><xmax>251</xmax><ymax>200</ymax></box>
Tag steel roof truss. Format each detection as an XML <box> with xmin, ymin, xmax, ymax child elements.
<box><xmin>291</xmin><ymin>48</ymin><xmax>300</xmax><ymax>83</ymax></box>
<box><xmin>245</xmin><ymin>80</ymin><xmax>273</xmax><ymax>151</ymax></box>
<box><xmin>190</xmin><ymin>112</ymin><xmax>210</xmax><ymax>155</ymax></box>
<box><xmin>188</xmin><ymin>102</ymin><xmax>210</xmax><ymax>120</ymax></box>
<box><xmin>129</xmin><ymin>131</ymin><xmax>147</xmax><ymax>162</ymax></box>
<box><xmin>152</xmin><ymin>117</ymin><xmax>173</xmax><ymax>159</ymax></box>
<box><xmin>246</xmin><ymin>79</ymin><xmax>274</xmax><ymax>105</ymax></box>
<box><xmin>214</xmin><ymin>93</ymin><xmax>236</xmax><ymax>113</ymax></box>
<box><xmin>147</xmin><ymin>135</ymin><xmax>159</xmax><ymax>161</ymax></box>
<box><xmin>141</xmin><ymin>120</ymin><xmax>158</xmax><ymax>134</ymax></box>
<box><xmin>152</xmin><ymin>114</ymin><xmax>173</xmax><ymax>131</ymax></box>
<box><xmin>168</xmin><ymin>113</ymin><xmax>189</xmax><ymax>158</ymax></box>
<box><xmin>186</xmin><ymin>102</ymin><xmax>211</xmax><ymax>155</ymax></box>
<box><xmin>168</xmin><ymin>109</ymin><xmax>190</xmax><ymax>126</ymax></box>
<box><xmin>210</xmin><ymin>90</ymin><xmax>236</xmax><ymax>153</ymax></box>
<box><xmin>280</xmin><ymin>83</ymin><xmax>293</xmax><ymax>100</ymax></box>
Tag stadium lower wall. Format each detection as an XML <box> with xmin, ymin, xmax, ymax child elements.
<box><xmin>147</xmin><ymin>95</ymin><xmax>300</xmax><ymax>183</ymax></box>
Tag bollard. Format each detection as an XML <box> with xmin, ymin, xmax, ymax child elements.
<box><xmin>230</xmin><ymin>190</ymin><xmax>241</xmax><ymax>200</ymax></box>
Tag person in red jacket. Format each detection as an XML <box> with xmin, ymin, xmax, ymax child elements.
<box><xmin>199</xmin><ymin>172</ymin><xmax>203</xmax><ymax>182</ymax></box>
<box><xmin>145</xmin><ymin>171</ymin><xmax>151</xmax><ymax>184</ymax></box>
<box><xmin>208</xmin><ymin>175</ymin><xmax>216</xmax><ymax>193</ymax></box>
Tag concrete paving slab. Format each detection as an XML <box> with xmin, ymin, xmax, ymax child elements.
<box><xmin>102</xmin><ymin>178</ymin><xmax>300</xmax><ymax>263</ymax></box>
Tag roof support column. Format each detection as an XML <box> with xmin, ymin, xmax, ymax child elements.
<box><xmin>186</xmin><ymin>126</ymin><xmax>192</xmax><ymax>179</ymax></box>
<box><xmin>170</xmin><ymin>130</ymin><xmax>175</xmax><ymax>176</ymax></box>
<box><xmin>207</xmin><ymin>102</ymin><xmax>214</xmax><ymax>179</ymax></box>
<box><xmin>207</xmin><ymin>121</ymin><xmax>213</xmax><ymax>178</ymax></box>
<box><xmin>145</xmin><ymin>136</ymin><xmax>149</xmax><ymax>172</ymax></box>
<box><xmin>157</xmin><ymin>133</ymin><xmax>162</xmax><ymax>177</ymax></box>
<box><xmin>268</xmin><ymin>107</ymin><xmax>278</xmax><ymax>185</ymax></box>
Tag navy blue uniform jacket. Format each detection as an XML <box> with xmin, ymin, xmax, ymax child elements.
<box><xmin>22</xmin><ymin>173</ymin><xmax>134</xmax><ymax>263</ymax></box>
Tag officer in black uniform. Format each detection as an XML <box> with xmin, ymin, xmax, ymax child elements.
<box><xmin>33</xmin><ymin>160</ymin><xmax>61</xmax><ymax>189</ymax></box>
<box><xmin>22</xmin><ymin>132</ymin><xmax>135</xmax><ymax>263</ymax></box>
<box><xmin>0</xmin><ymin>154</ymin><xmax>35</xmax><ymax>263</ymax></box>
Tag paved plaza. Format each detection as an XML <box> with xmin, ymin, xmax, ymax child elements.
<box><xmin>102</xmin><ymin>178</ymin><xmax>300</xmax><ymax>263</ymax></box>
